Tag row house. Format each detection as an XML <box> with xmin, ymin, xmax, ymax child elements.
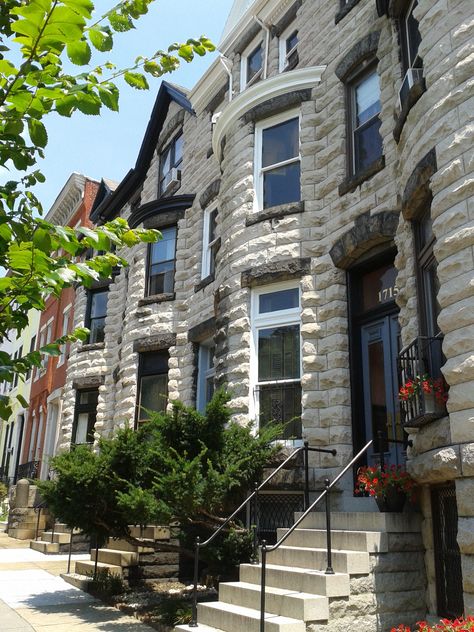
<box><xmin>59</xmin><ymin>0</ymin><xmax>473</xmax><ymax>622</ymax></box>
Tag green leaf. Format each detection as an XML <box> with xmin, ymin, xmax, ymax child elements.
<box><xmin>41</xmin><ymin>343</ymin><xmax>61</xmax><ymax>356</ymax></box>
<box><xmin>17</xmin><ymin>394</ymin><xmax>29</xmax><ymax>408</ymax></box>
<box><xmin>55</xmin><ymin>94</ymin><xmax>77</xmax><ymax>117</ymax></box>
<box><xmin>109</xmin><ymin>11</ymin><xmax>133</xmax><ymax>32</ymax></box>
<box><xmin>66</xmin><ymin>40</ymin><xmax>91</xmax><ymax>65</ymax></box>
<box><xmin>124</xmin><ymin>71</ymin><xmax>149</xmax><ymax>90</ymax></box>
<box><xmin>63</xmin><ymin>0</ymin><xmax>94</xmax><ymax>18</ymax></box>
<box><xmin>178</xmin><ymin>44</ymin><xmax>194</xmax><ymax>62</ymax></box>
<box><xmin>98</xmin><ymin>85</ymin><xmax>119</xmax><ymax>111</ymax></box>
<box><xmin>33</xmin><ymin>227</ymin><xmax>52</xmax><ymax>252</ymax></box>
<box><xmin>88</xmin><ymin>26</ymin><xmax>113</xmax><ymax>52</ymax></box>
<box><xmin>27</xmin><ymin>118</ymin><xmax>48</xmax><ymax>148</ymax></box>
<box><xmin>75</xmin><ymin>92</ymin><xmax>101</xmax><ymax>115</ymax></box>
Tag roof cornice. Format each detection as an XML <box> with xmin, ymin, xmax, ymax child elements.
<box><xmin>129</xmin><ymin>194</ymin><xmax>195</xmax><ymax>228</ymax></box>
<box><xmin>45</xmin><ymin>173</ymin><xmax>88</xmax><ymax>226</ymax></box>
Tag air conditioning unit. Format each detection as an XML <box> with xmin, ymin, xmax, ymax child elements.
<box><xmin>398</xmin><ymin>67</ymin><xmax>423</xmax><ymax>109</ymax></box>
<box><xmin>163</xmin><ymin>167</ymin><xmax>181</xmax><ymax>194</ymax></box>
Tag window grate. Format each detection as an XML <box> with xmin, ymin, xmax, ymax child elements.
<box><xmin>431</xmin><ymin>483</ymin><xmax>464</xmax><ymax>618</ymax></box>
<box><xmin>248</xmin><ymin>492</ymin><xmax>304</xmax><ymax>544</ymax></box>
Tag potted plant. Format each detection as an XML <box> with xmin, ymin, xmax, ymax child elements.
<box><xmin>399</xmin><ymin>374</ymin><xmax>448</xmax><ymax>425</ymax></box>
<box><xmin>355</xmin><ymin>464</ymin><xmax>417</xmax><ymax>512</ymax></box>
<box><xmin>391</xmin><ymin>617</ymin><xmax>474</xmax><ymax>632</ymax></box>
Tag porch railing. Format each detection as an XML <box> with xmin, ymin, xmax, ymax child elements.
<box><xmin>16</xmin><ymin>460</ymin><xmax>39</xmax><ymax>480</ymax></box>
<box><xmin>398</xmin><ymin>335</ymin><xmax>446</xmax><ymax>427</ymax></box>
<box><xmin>189</xmin><ymin>441</ymin><xmax>337</xmax><ymax>627</ymax></box>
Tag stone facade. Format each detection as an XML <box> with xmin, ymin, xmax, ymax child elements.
<box><xmin>61</xmin><ymin>0</ymin><xmax>473</xmax><ymax>619</ymax></box>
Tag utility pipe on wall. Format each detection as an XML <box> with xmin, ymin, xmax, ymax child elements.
<box><xmin>254</xmin><ymin>15</ymin><xmax>271</xmax><ymax>80</ymax></box>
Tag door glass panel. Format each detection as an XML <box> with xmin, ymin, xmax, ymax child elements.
<box><xmin>361</xmin><ymin>263</ymin><xmax>398</xmax><ymax>312</ymax></box>
<box><xmin>368</xmin><ymin>340</ymin><xmax>389</xmax><ymax>454</ymax></box>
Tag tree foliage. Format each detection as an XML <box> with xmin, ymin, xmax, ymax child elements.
<box><xmin>0</xmin><ymin>0</ymin><xmax>215</xmax><ymax>418</ymax></box>
<box><xmin>38</xmin><ymin>392</ymin><xmax>282</xmax><ymax>572</ymax></box>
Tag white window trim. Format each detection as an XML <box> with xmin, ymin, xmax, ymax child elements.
<box><xmin>201</xmin><ymin>205</ymin><xmax>218</xmax><ymax>280</ymax></box>
<box><xmin>196</xmin><ymin>340</ymin><xmax>216</xmax><ymax>413</ymax></box>
<box><xmin>57</xmin><ymin>304</ymin><xmax>72</xmax><ymax>367</ymax></box>
<box><xmin>253</xmin><ymin>108</ymin><xmax>301</xmax><ymax>213</ymax></box>
<box><xmin>279</xmin><ymin>23</ymin><xmax>298</xmax><ymax>72</ymax></box>
<box><xmin>240</xmin><ymin>34</ymin><xmax>264</xmax><ymax>92</ymax></box>
<box><xmin>249</xmin><ymin>281</ymin><xmax>302</xmax><ymax>444</ymax></box>
<box><xmin>350</xmin><ymin>69</ymin><xmax>381</xmax><ymax>175</ymax></box>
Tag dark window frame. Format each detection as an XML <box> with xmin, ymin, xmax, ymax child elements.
<box><xmin>146</xmin><ymin>225</ymin><xmax>177</xmax><ymax>297</ymax></box>
<box><xmin>72</xmin><ymin>388</ymin><xmax>99</xmax><ymax>445</ymax></box>
<box><xmin>399</xmin><ymin>0</ymin><xmax>423</xmax><ymax>74</ymax></box>
<box><xmin>136</xmin><ymin>350</ymin><xmax>169</xmax><ymax>427</ymax></box>
<box><xmin>346</xmin><ymin>62</ymin><xmax>383</xmax><ymax>178</ymax></box>
<box><xmin>85</xmin><ymin>288</ymin><xmax>108</xmax><ymax>344</ymax></box>
<box><xmin>158</xmin><ymin>132</ymin><xmax>183</xmax><ymax>196</ymax></box>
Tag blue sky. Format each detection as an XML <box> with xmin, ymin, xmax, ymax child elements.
<box><xmin>18</xmin><ymin>0</ymin><xmax>235</xmax><ymax>212</ymax></box>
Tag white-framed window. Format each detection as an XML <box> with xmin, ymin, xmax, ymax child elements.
<box><xmin>201</xmin><ymin>206</ymin><xmax>218</xmax><ymax>280</ymax></box>
<box><xmin>250</xmin><ymin>282</ymin><xmax>302</xmax><ymax>441</ymax></box>
<box><xmin>254</xmin><ymin>109</ymin><xmax>301</xmax><ymax>211</ymax></box>
<box><xmin>57</xmin><ymin>305</ymin><xmax>72</xmax><ymax>367</ymax></box>
<box><xmin>401</xmin><ymin>0</ymin><xmax>422</xmax><ymax>72</ymax></box>
<box><xmin>240</xmin><ymin>35</ymin><xmax>264</xmax><ymax>90</ymax></box>
<box><xmin>279</xmin><ymin>24</ymin><xmax>298</xmax><ymax>72</ymax></box>
<box><xmin>197</xmin><ymin>341</ymin><xmax>216</xmax><ymax>413</ymax></box>
<box><xmin>159</xmin><ymin>133</ymin><xmax>183</xmax><ymax>196</ymax></box>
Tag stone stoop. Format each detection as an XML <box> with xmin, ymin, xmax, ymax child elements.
<box><xmin>30</xmin><ymin>523</ymin><xmax>88</xmax><ymax>554</ymax></box>
<box><xmin>176</xmin><ymin>511</ymin><xmax>427</xmax><ymax>632</ymax></box>
<box><xmin>62</xmin><ymin>524</ymin><xmax>178</xmax><ymax>588</ymax></box>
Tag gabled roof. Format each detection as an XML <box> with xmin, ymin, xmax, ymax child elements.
<box><xmin>220</xmin><ymin>0</ymin><xmax>259</xmax><ymax>46</ymax></box>
<box><xmin>89</xmin><ymin>178</ymin><xmax>118</xmax><ymax>220</ymax></box>
<box><xmin>90</xmin><ymin>81</ymin><xmax>194</xmax><ymax>224</ymax></box>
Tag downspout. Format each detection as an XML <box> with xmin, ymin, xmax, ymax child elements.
<box><xmin>219</xmin><ymin>54</ymin><xmax>234</xmax><ymax>102</ymax></box>
<box><xmin>254</xmin><ymin>15</ymin><xmax>271</xmax><ymax>80</ymax></box>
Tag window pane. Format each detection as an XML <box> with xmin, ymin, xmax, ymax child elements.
<box><xmin>258</xmin><ymin>325</ymin><xmax>300</xmax><ymax>381</ymax></box>
<box><xmin>140</xmin><ymin>351</ymin><xmax>169</xmax><ymax>376</ymax></box>
<box><xmin>174</xmin><ymin>134</ymin><xmax>184</xmax><ymax>166</ymax></box>
<box><xmin>355</xmin><ymin>73</ymin><xmax>381</xmax><ymax>126</ymax></box>
<box><xmin>263</xmin><ymin>162</ymin><xmax>300</xmax><ymax>208</ymax></box>
<box><xmin>139</xmin><ymin>374</ymin><xmax>168</xmax><ymax>419</ymax></box>
<box><xmin>149</xmin><ymin>261</ymin><xmax>175</xmax><ymax>294</ymax></box>
<box><xmin>209</xmin><ymin>209</ymin><xmax>217</xmax><ymax>243</ymax></box>
<box><xmin>406</xmin><ymin>0</ymin><xmax>421</xmax><ymax>66</ymax></box>
<box><xmin>259</xmin><ymin>382</ymin><xmax>302</xmax><ymax>439</ymax></box>
<box><xmin>354</xmin><ymin>116</ymin><xmax>383</xmax><ymax>172</ymax></box>
<box><xmin>361</xmin><ymin>263</ymin><xmax>397</xmax><ymax>312</ymax></box>
<box><xmin>259</xmin><ymin>288</ymin><xmax>299</xmax><ymax>313</ymax></box>
<box><xmin>90</xmin><ymin>291</ymin><xmax>108</xmax><ymax>319</ymax></box>
<box><xmin>160</xmin><ymin>146</ymin><xmax>171</xmax><ymax>180</ymax></box>
<box><xmin>262</xmin><ymin>118</ymin><xmax>299</xmax><ymax>167</ymax></box>
<box><xmin>90</xmin><ymin>317</ymin><xmax>106</xmax><ymax>343</ymax></box>
<box><xmin>247</xmin><ymin>44</ymin><xmax>262</xmax><ymax>82</ymax></box>
<box><xmin>79</xmin><ymin>390</ymin><xmax>99</xmax><ymax>406</ymax></box>
<box><xmin>286</xmin><ymin>30</ymin><xmax>298</xmax><ymax>55</ymax></box>
<box><xmin>74</xmin><ymin>413</ymin><xmax>89</xmax><ymax>444</ymax></box>
<box><xmin>150</xmin><ymin>227</ymin><xmax>176</xmax><ymax>263</ymax></box>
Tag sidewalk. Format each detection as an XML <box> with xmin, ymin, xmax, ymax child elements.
<box><xmin>0</xmin><ymin>533</ymin><xmax>157</xmax><ymax>631</ymax></box>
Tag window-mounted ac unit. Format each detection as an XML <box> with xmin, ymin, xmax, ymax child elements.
<box><xmin>398</xmin><ymin>67</ymin><xmax>423</xmax><ymax>109</ymax></box>
<box><xmin>163</xmin><ymin>167</ymin><xmax>181</xmax><ymax>194</ymax></box>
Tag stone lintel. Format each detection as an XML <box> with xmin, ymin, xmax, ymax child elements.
<box><xmin>246</xmin><ymin>201</ymin><xmax>304</xmax><ymax>227</ymax></box>
<box><xmin>329</xmin><ymin>210</ymin><xmax>399</xmax><ymax>269</ymax></box>
<box><xmin>241</xmin><ymin>257</ymin><xmax>311</xmax><ymax>288</ymax></box>
<box><xmin>72</xmin><ymin>375</ymin><xmax>105</xmax><ymax>390</ymax></box>
<box><xmin>143</xmin><ymin>209</ymin><xmax>185</xmax><ymax>230</ymax></box>
<box><xmin>335</xmin><ymin>0</ymin><xmax>362</xmax><ymax>24</ymax></box>
<box><xmin>133</xmin><ymin>333</ymin><xmax>176</xmax><ymax>353</ymax></box>
<box><xmin>194</xmin><ymin>274</ymin><xmax>214</xmax><ymax>293</ymax></box>
<box><xmin>335</xmin><ymin>31</ymin><xmax>381</xmax><ymax>80</ymax></box>
<box><xmin>78</xmin><ymin>342</ymin><xmax>105</xmax><ymax>353</ymax></box>
<box><xmin>199</xmin><ymin>179</ymin><xmax>221</xmax><ymax>208</ymax></box>
<box><xmin>242</xmin><ymin>89</ymin><xmax>312</xmax><ymax>124</ymax></box>
<box><xmin>401</xmin><ymin>147</ymin><xmax>437</xmax><ymax>220</ymax></box>
<box><xmin>138</xmin><ymin>293</ymin><xmax>175</xmax><ymax>306</ymax></box>
<box><xmin>272</xmin><ymin>0</ymin><xmax>302</xmax><ymax>37</ymax></box>
<box><xmin>188</xmin><ymin>317</ymin><xmax>216</xmax><ymax>343</ymax></box>
<box><xmin>156</xmin><ymin>109</ymin><xmax>185</xmax><ymax>154</ymax></box>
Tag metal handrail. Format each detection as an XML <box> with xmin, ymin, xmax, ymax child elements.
<box><xmin>189</xmin><ymin>441</ymin><xmax>337</xmax><ymax>627</ymax></box>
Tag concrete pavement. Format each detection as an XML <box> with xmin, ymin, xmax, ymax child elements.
<box><xmin>0</xmin><ymin>533</ymin><xmax>157</xmax><ymax>631</ymax></box>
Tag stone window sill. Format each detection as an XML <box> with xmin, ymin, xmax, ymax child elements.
<box><xmin>194</xmin><ymin>274</ymin><xmax>214</xmax><ymax>293</ymax></box>
<box><xmin>338</xmin><ymin>156</ymin><xmax>385</xmax><ymax>196</ymax></box>
<box><xmin>246</xmin><ymin>201</ymin><xmax>305</xmax><ymax>227</ymax></box>
<box><xmin>79</xmin><ymin>342</ymin><xmax>105</xmax><ymax>353</ymax></box>
<box><xmin>393</xmin><ymin>76</ymin><xmax>426</xmax><ymax>143</ymax></box>
<box><xmin>335</xmin><ymin>0</ymin><xmax>362</xmax><ymax>24</ymax></box>
<box><xmin>138</xmin><ymin>293</ymin><xmax>175</xmax><ymax>307</ymax></box>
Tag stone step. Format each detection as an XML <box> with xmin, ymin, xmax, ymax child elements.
<box><xmin>91</xmin><ymin>548</ymin><xmax>139</xmax><ymax>567</ymax></box>
<box><xmin>128</xmin><ymin>526</ymin><xmax>170</xmax><ymax>540</ymax></box>
<box><xmin>30</xmin><ymin>540</ymin><xmax>60</xmax><ymax>554</ymax></box>
<box><xmin>7</xmin><ymin>528</ymin><xmax>36</xmax><ymax>539</ymax></box>
<box><xmin>240</xmin><ymin>564</ymin><xmax>350</xmax><ymax>598</ymax></box>
<box><xmin>198</xmin><ymin>601</ymin><xmax>305</xmax><ymax>632</ymax></box>
<box><xmin>276</xmin><ymin>528</ymin><xmax>388</xmax><ymax>553</ymax></box>
<box><xmin>177</xmin><ymin>624</ymin><xmax>225</xmax><ymax>632</ymax></box>
<box><xmin>75</xmin><ymin>560</ymin><xmax>122</xmax><ymax>578</ymax></box>
<box><xmin>296</xmin><ymin>511</ymin><xmax>421</xmax><ymax>533</ymax></box>
<box><xmin>106</xmin><ymin>537</ymin><xmax>154</xmax><ymax>553</ymax></box>
<box><xmin>53</xmin><ymin>523</ymin><xmax>81</xmax><ymax>534</ymax></box>
<box><xmin>219</xmin><ymin>581</ymin><xmax>329</xmax><ymax>621</ymax></box>
<box><xmin>41</xmin><ymin>531</ymin><xmax>71</xmax><ymax>544</ymax></box>
<box><xmin>266</xmin><ymin>546</ymin><xmax>370</xmax><ymax>575</ymax></box>
<box><xmin>60</xmin><ymin>573</ymin><xmax>92</xmax><ymax>591</ymax></box>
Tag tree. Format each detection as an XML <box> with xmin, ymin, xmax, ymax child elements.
<box><xmin>38</xmin><ymin>391</ymin><xmax>282</xmax><ymax>575</ymax></box>
<box><xmin>0</xmin><ymin>0</ymin><xmax>215</xmax><ymax>418</ymax></box>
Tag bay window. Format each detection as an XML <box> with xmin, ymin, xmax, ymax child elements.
<box><xmin>349</xmin><ymin>68</ymin><xmax>383</xmax><ymax>175</ymax></box>
<box><xmin>137</xmin><ymin>351</ymin><xmax>169</xmax><ymax>425</ymax></box>
<box><xmin>147</xmin><ymin>226</ymin><xmax>177</xmax><ymax>296</ymax></box>
<box><xmin>201</xmin><ymin>207</ymin><xmax>218</xmax><ymax>280</ymax></box>
<box><xmin>85</xmin><ymin>290</ymin><xmax>107</xmax><ymax>344</ymax></box>
<box><xmin>241</xmin><ymin>37</ymin><xmax>264</xmax><ymax>90</ymax></box>
<box><xmin>72</xmin><ymin>389</ymin><xmax>98</xmax><ymax>445</ymax></box>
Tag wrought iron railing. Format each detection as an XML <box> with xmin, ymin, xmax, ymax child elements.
<box><xmin>189</xmin><ymin>441</ymin><xmax>337</xmax><ymax>627</ymax></box>
<box><xmin>16</xmin><ymin>460</ymin><xmax>39</xmax><ymax>480</ymax></box>
<box><xmin>398</xmin><ymin>335</ymin><xmax>446</xmax><ymax>427</ymax></box>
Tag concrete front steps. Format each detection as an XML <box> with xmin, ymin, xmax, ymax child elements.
<box><xmin>62</xmin><ymin>525</ymin><xmax>175</xmax><ymax>588</ymax></box>
<box><xmin>30</xmin><ymin>522</ymin><xmax>86</xmax><ymax>554</ymax></box>
<box><xmin>177</xmin><ymin>511</ymin><xmax>426</xmax><ymax>632</ymax></box>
